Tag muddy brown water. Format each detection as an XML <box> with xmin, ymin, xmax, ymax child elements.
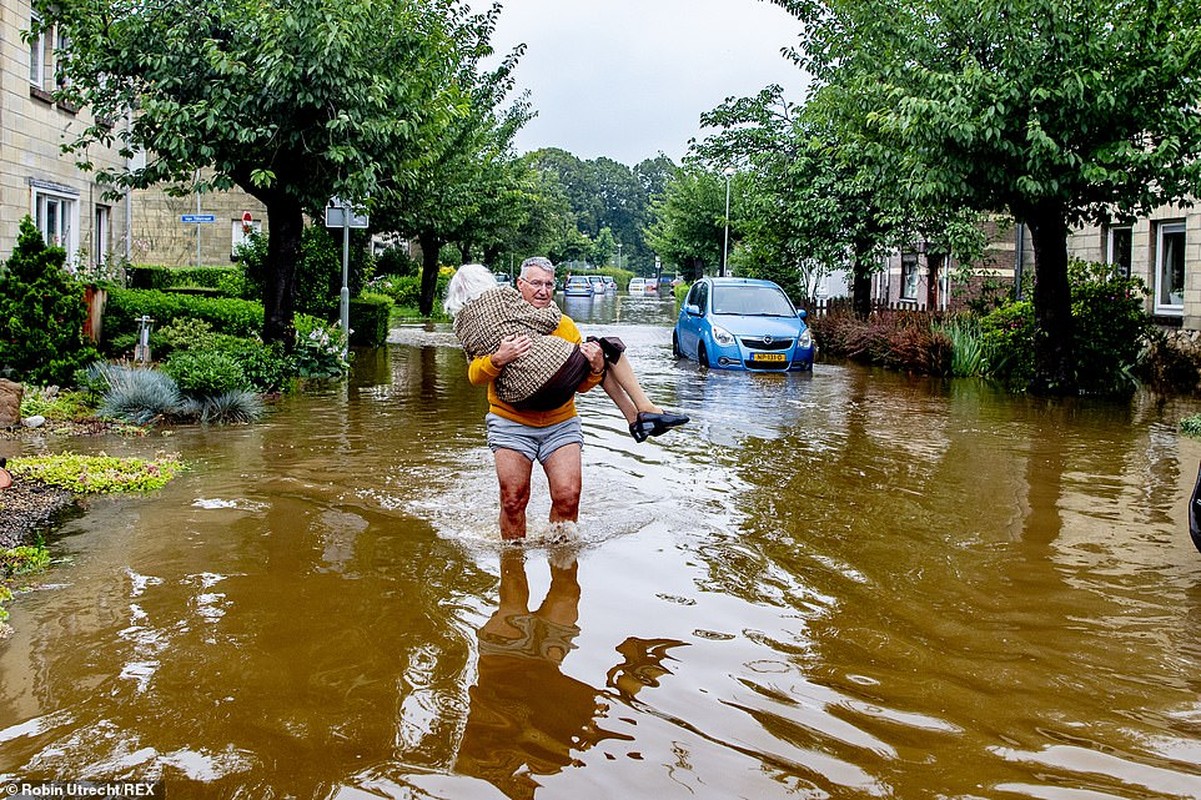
<box><xmin>2</xmin><ymin>292</ymin><xmax>1201</xmax><ymax>798</ymax></box>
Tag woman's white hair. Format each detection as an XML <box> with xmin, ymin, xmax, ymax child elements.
<box><xmin>444</xmin><ymin>263</ymin><xmax>499</xmax><ymax>317</ymax></box>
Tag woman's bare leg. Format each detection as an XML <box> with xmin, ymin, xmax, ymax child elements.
<box><xmin>600</xmin><ymin>358</ymin><xmax>663</xmax><ymax>424</ymax></box>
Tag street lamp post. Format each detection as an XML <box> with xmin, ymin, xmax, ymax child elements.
<box><xmin>722</xmin><ymin>167</ymin><xmax>735</xmax><ymax>277</ymax></box>
<box><xmin>617</xmin><ymin>242</ymin><xmax>622</xmax><ymax>271</ymax></box>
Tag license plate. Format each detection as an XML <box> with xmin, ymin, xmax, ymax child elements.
<box><xmin>750</xmin><ymin>352</ymin><xmax>787</xmax><ymax>362</ymax></box>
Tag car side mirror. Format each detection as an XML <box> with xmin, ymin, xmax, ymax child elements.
<box><xmin>797</xmin><ymin>309</ymin><xmax>807</xmax><ymax>320</ymax></box>
<box><xmin>685</xmin><ymin>303</ymin><xmax>701</xmax><ymax>316</ymax></box>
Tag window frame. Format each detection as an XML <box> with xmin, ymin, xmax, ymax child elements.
<box><xmin>94</xmin><ymin>204</ymin><xmax>111</xmax><ymax>266</ymax></box>
<box><xmin>1154</xmin><ymin>220</ymin><xmax>1186</xmax><ymax>315</ymax></box>
<box><xmin>31</xmin><ymin>184</ymin><xmax>81</xmax><ymax>256</ymax></box>
<box><xmin>900</xmin><ymin>253</ymin><xmax>920</xmax><ymax>301</ymax></box>
<box><xmin>28</xmin><ymin>12</ymin><xmax>50</xmax><ymax>91</ymax></box>
<box><xmin>1106</xmin><ymin>225</ymin><xmax>1133</xmax><ymax>279</ymax></box>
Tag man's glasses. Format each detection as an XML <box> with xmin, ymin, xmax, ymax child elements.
<box><xmin>519</xmin><ymin>278</ymin><xmax>555</xmax><ymax>290</ymax></box>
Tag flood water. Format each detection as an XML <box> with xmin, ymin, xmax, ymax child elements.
<box><xmin>3</xmin><ymin>291</ymin><xmax>1201</xmax><ymax>799</ymax></box>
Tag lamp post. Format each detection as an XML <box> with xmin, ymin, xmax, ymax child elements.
<box><xmin>617</xmin><ymin>242</ymin><xmax>622</xmax><ymax>271</ymax></box>
<box><xmin>722</xmin><ymin>166</ymin><xmax>735</xmax><ymax>277</ymax></box>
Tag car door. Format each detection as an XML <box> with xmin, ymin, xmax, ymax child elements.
<box><xmin>678</xmin><ymin>281</ymin><xmax>707</xmax><ymax>355</ymax></box>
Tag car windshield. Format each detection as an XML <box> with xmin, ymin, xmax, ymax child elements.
<box><xmin>711</xmin><ymin>285</ymin><xmax>796</xmax><ymax>317</ymax></box>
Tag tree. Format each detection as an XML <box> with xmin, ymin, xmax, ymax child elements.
<box><xmin>777</xmin><ymin>0</ymin><xmax>1201</xmax><ymax>393</ymax></box>
<box><xmin>694</xmin><ymin>86</ymin><xmax>899</xmax><ymax>312</ymax></box>
<box><xmin>44</xmin><ymin>0</ymin><xmax>470</xmax><ymax>344</ymax></box>
<box><xmin>374</xmin><ymin>3</ymin><xmax>531</xmax><ymax>315</ymax></box>
<box><xmin>644</xmin><ymin>167</ymin><xmax>728</xmax><ymax>281</ymax></box>
<box><xmin>0</xmin><ymin>218</ymin><xmax>97</xmax><ymax>385</ymax></box>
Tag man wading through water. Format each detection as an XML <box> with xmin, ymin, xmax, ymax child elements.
<box><xmin>450</xmin><ymin>257</ymin><xmax>686</xmax><ymax>540</ymax></box>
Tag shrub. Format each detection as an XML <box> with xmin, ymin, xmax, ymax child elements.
<box><xmin>293</xmin><ymin>317</ymin><xmax>350</xmax><ymax>378</ymax></box>
<box><xmin>93</xmin><ymin>364</ymin><xmax>186</xmax><ymax>424</ymax></box>
<box><xmin>102</xmin><ymin>288</ymin><xmax>263</xmax><ymax>356</ymax></box>
<box><xmin>238</xmin><ymin>227</ymin><xmax>373</xmax><ymax>317</ymax></box>
<box><xmin>809</xmin><ymin>308</ymin><xmax>951</xmax><ymax>374</ymax></box>
<box><xmin>0</xmin><ymin>217</ymin><xmax>99</xmax><ymax>385</ymax></box>
<box><xmin>163</xmin><ymin>350</ymin><xmax>248</xmax><ymax>397</ymax></box>
<box><xmin>128</xmin><ymin>265</ymin><xmax>242</xmax><ymax>292</ymax></box>
<box><xmin>200</xmin><ymin>390</ymin><xmax>264</xmax><ymax>424</ymax></box>
<box><xmin>1181</xmin><ymin>413</ymin><xmax>1201</xmax><ymax>438</ymax></box>
<box><xmin>371</xmin><ymin>272</ymin><xmax>451</xmax><ymax>315</ymax></box>
<box><xmin>204</xmin><ymin>336</ymin><xmax>295</xmax><ymax>393</ymax></box>
<box><xmin>349</xmin><ymin>292</ymin><xmax>393</xmax><ymax>347</ymax></box>
<box><xmin>375</xmin><ymin>245</ymin><xmax>418</xmax><ymax>277</ymax></box>
<box><xmin>1069</xmin><ymin>260</ymin><xmax>1149</xmax><ymax>396</ymax></box>
<box><xmin>979</xmin><ymin>300</ymin><xmax>1036</xmax><ymax>391</ymax></box>
<box><xmin>19</xmin><ymin>387</ymin><xmax>96</xmax><ymax>420</ymax></box>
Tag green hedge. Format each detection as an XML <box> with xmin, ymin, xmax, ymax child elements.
<box><xmin>128</xmin><ymin>265</ymin><xmax>243</xmax><ymax>292</ymax></box>
<box><xmin>103</xmin><ymin>288</ymin><xmax>263</xmax><ymax>355</ymax></box>
<box><xmin>349</xmin><ymin>293</ymin><xmax>393</xmax><ymax>347</ymax></box>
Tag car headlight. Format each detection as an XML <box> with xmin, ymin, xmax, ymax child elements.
<box><xmin>711</xmin><ymin>325</ymin><xmax>736</xmax><ymax>346</ymax></box>
<box><xmin>798</xmin><ymin>328</ymin><xmax>812</xmax><ymax>348</ymax></box>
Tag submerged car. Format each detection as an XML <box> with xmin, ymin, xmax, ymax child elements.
<box><xmin>628</xmin><ymin>277</ymin><xmax>647</xmax><ymax>292</ymax></box>
<box><xmin>673</xmin><ymin>277</ymin><xmax>814</xmax><ymax>371</ymax></box>
<box><xmin>563</xmin><ymin>275</ymin><xmax>594</xmax><ymax>297</ymax></box>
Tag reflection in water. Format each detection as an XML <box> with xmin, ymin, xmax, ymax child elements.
<box><xmin>2</xmin><ymin>305</ymin><xmax>1201</xmax><ymax>798</ymax></box>
<box><xmin>457</xmin><ymin>550</ymin><xmax>622</xmax><ymax>799</ymax></box>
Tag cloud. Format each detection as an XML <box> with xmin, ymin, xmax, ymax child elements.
<box><xmin>488</xmin><ymin>0</ymin><xmax>809</xmax><ymax>166</ymax></box>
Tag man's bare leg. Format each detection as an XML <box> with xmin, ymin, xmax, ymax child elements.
<box><xmin>542</xmin><ymin>443</ymin><xmax>582</xmax><ymax>526</ymax></box>
<box><xmin>495</xmin><ymin>449</ymin><xmax>533</xmax><ymax>540</ymax></box>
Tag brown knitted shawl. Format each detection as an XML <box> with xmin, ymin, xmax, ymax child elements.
<box><xmin>452</xmin><ymin>286</ymin><xmax>577</xmax><ymax>404</ymax></box>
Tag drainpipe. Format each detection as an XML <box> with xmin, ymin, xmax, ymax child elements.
<box><xmin>1014</xmin><ymin>223</ymin><xmax>1025</xmax><ymax>300</ymax></box>
<box><xmin>124</xmin><ymin>115</ymin><xmax>132</xmax><ymax>261</ymax></box>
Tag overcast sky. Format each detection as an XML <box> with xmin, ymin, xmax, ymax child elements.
<box><xmin>486</xmin><ymin>0</ymin><xmax>810</xmax><ymax>166</ymax></box>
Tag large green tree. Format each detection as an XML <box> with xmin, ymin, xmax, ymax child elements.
<box><xmin>779</xmin><ymin>0</ymin><xmax>1201</xmax><ymax>393</ymax></box>
<box><xmin>644</xmin><ymin>167</ymin><xmax>730</xmax><ymax>281</ymax></box>
<box><xmin>43</xmin><ymin>0</ymin><xmax>471</xmax><ymax>344</ymax></box>
<box><xmin>375</xmin><ymin>2</ymin><xmax>532</xmax><ymax>315</ymax></box>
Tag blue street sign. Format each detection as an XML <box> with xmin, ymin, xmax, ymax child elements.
<box><xmin>181</xmin><ymin>214</ymin><xmax>217</xmax><ymax>223</ymax></box>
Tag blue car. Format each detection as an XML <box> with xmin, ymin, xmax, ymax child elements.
<box><xmin>673</xmin><ymin>277</ymin><xmax>814</xmax><ymax>371</ymax></box>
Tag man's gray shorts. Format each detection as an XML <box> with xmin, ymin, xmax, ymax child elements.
<box><xmin>485</xmin><ymin>413</ymin><xmax>583</xmax><ymax>464</ymax></box>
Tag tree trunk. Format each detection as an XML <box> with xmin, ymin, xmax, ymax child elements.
<box><xmin>261</xmin><ymin>195</ymin><xmax>304</xmax><ymax>345</ymax></box>
<box><xmin>483</xmin><ymin>244</ymin><xmax>502</xmax><ymax>268</ymax></box>
<box><xmin>851</xmin><ymin>243</ymin><xmax>873</xmax><ymax>318</ymax></box>
<box><xmin>1025</xmin><ymin>207</ymin><xmax>1076</xmax><ymax>395</ymax></box>
<box><xmin>417</xmin><ymin>231</ymin><xmax>444</xmax><ymax>316</ymax></box>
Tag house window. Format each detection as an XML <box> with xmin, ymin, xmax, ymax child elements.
<box><xmin>1107</xmin><ymin>225</ymin><xmax>1132</xmax><ymax>279</ymax></box>
<box><xmin>94</xmin><ymin>204</ymin><xmax>111</xmax><ymax>265</ymax></box>
<box><xmin>1154</xmin><ymin>221</ymin><xmax>1186</xmax><ymax>314</ymax></box>
<box><xmin>29</xmin><ymin>13</ymin><xmax>50</xmax><ymax>91</ymax></box>
<box><xmin>900</xmin><ymin>253</ymin><xmax>919</xmax><ymax>300</ymax></box>
<box><xmin>231</xmin><ymin>218</ymin><xmax>262</xmax><ymax>259</ymax></box>
<box><xmin>55</xmin><ymin>29</ymin><xmax>71</xmax><ymax>90</ymax></box>
<box><xmin>33</xmin><ymin>187</ymin><xmax>79</xmax><ymax>254</ymax></box>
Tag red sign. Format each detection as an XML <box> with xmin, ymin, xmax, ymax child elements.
<box><xmin>241</xmin><ymin>211</ymin><xmax>253</xmax><ymax>223</ymax></box>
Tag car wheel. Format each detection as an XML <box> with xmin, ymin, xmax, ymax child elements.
<box><xmin>672</xmin><ymin>331</ymin><xmax>683</xmax><ymax>359</ymax></box>
<box><xmin>697</xmin><ymin>341</ymin><xmax>709</xmax><ymax>369</ymax></box>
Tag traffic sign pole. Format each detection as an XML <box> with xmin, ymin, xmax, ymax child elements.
<box><xmin>341</xmin><ymin>212</ymin><xmax>350</xmax><ymax>359</ymax></box>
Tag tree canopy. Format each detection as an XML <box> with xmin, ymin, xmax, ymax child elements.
<box><xmin>42</xmin><ymin>0</ymin><xmax>484</xmax><ymax>342</ymax></box>
<box><xmin>776</xmin><ymin>0</ymin><xmax>1201</xmax><ymax>392</ymax></box>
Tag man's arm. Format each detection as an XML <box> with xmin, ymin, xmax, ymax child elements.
<box><xmin>467</xmin><ymin>334</ymin><xmax>532</xmax><ymax>385</ymax></box>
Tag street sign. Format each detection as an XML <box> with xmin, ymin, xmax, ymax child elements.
<box><xmin>181</xmin><ymin>214</ymin><xmax>217</xmax><ymax>223</ymax></box>
<box><xmin>241</xmin><ymin>211</ymin><xmax>253</xmax><ymax>224</ymax></box>
<box><xmin>324</xmin><ymin>197</ymin><xmax>369</xmax><ymax>229</ymax></box>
